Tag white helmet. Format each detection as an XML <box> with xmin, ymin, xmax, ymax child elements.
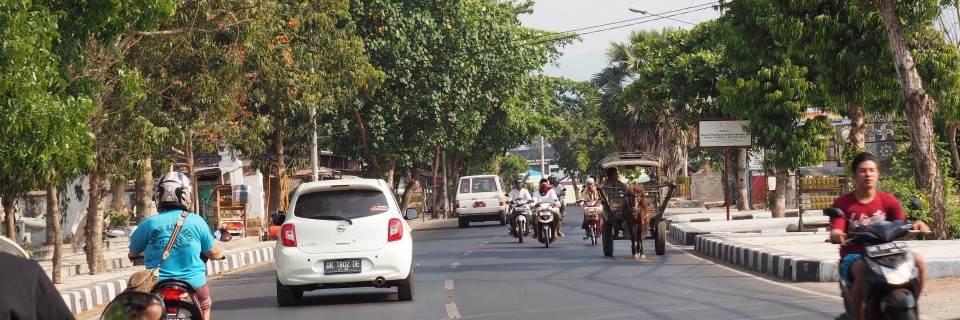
<box><xmin>154</xmin><ymin>171</ymin><xmax>193</xmax><ymax>211</ymax></box>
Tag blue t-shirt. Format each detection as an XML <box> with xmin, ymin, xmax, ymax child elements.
<box><xmin>129</xmin><ymin>210</ymin><xmax>214</xmax><ymax>288</ymax></box>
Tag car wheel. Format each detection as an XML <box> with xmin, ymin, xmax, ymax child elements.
<box><xmin>458</xmin><ymin>217</ymin><xmax>469</xmax><ymax>228</ymax></box>
<box><xmin>276</xmin><ymin>278</ymin><xmax>301</xmax><ymax>307</ymax></box>
<box><xmin>398</xmin><ymin>269</ymin><xmax>415</xmax><ymax>301</ymax></box>
<box><xmin>499</xmin><ymin>211</ymin><xmax>507</xmax><ymax>225</ymax></box>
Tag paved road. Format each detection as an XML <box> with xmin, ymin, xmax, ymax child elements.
<box><xmin>211</xmin><ymin>207</ymin><xmax>844</xmax><ymax>319</ymax></box>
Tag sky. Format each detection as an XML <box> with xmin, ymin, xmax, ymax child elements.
<box><xmin>518</xmin><ymin>0</ymin><xmax>724</xmax><ymax>82</ymax></box>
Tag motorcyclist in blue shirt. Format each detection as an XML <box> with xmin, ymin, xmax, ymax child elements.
<box><xmin>129</xmin><ymin>171</ymin><xmax>223</xmax><ymax>320</ymax></box>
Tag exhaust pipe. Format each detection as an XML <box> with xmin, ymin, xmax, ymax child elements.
<box><xmin>373</xmin><ymin>277</ymin><xmax>386</xmax><ymax>287</ymax></box>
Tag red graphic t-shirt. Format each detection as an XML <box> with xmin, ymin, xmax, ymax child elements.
<box><xmin>829</xmin><ymin>191</ymin><xmax>906</xmax><ymax>258</ymax></box>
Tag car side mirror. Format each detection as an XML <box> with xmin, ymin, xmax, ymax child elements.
<box><xmin>823</xmin><ymin>207</ymin><xmax>844</xmax><ymax>219</ymax></box>
<box><xmin>405</xmin><ymin>208</ymin><xmax>419</xmax><ymax>220</ymax></box>
<box><xmin>272</xmin><ymin>211</ymin><xmax>286</xmax><ymax>226</ymax></box>
<box><xmin>909</xmin><ymin>198</ymin><xmax>922</xmax><ymax>210</ymax></box>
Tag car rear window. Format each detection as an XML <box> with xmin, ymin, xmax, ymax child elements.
<box><xmin>293</xmin><ymin>189</ymin><xmax>391</xmax><ymax>219</ymax></box>
<box><xmin>471</xmin><ymin>177</ymin><xmax>497</xmax><ymax>193</ymax></box>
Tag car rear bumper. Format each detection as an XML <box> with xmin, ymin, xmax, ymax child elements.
<box><xmin>275</xmin><ymin>241</ymin><xmax>412</xmax><ymax>287</ymax></box>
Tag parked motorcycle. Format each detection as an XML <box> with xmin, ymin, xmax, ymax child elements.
<box><xmin>510</xmin><ymin>198</ymin><xmax>531</xmax><ymax>243</ymax></box>
<box><xmin>824</xmin><ymin>206</ymin><xmax>923</xmax><ymax>320</ymax></box>
<box><xmin>534</xmin><ymin>202</ymin><xmax>558</xmax><ymax>248</ymax></box>
<box><xmin>581</xmin><ymin>199</ymin><xmax>602</xmax><ymax>245</ymax></box>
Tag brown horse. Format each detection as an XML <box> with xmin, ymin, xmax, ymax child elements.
<box><xmin>623</xmin><ymin>185</ymin><xmax>649</xmax><ymax>258</ymax></box>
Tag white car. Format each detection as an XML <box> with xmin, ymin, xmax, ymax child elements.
<box><xmin>273</xmin><ymin>179</ymin><xmax>416</xmax><ymax>306</ymax></box>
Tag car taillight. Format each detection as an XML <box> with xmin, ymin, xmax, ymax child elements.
<box><xmin>500</xmin><ymin>200</ymin><xmax>504</xmax><ymax>206</ymax></box>
<box><xmin>281</xmin><ymin>224</ymin><xmax>297</xmax><ymax>247</ymax></box>
<box><xmin>388</xmin><ymin>218</ymin><xmax>403</xmax><ymax>242</ymax></box>
<box><xmin>455</xmin><ymin>203</ymin><xmax>460</xmax><ymax>208</ymax></box>
<box><xmin>158</xmin><ymin>287</ymin><xmax>188</xmax><ymax>301</ymax></box>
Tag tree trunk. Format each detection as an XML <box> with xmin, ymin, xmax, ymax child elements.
<box><xmin>570</xmin><ymin>172</ymin><xmax>581</xmax><ymax>201</ymax></box>
<box><xmin>431</xmin><ymin>147</ymin><xmax>441</xmax><ymax>217</ymax></box>
<box><xmin>877</xmin><ymin>0</ymin><xmax>948</xmax><ymax>239</ymax></box>
<box><xmin>83</xmin><ymin>162</ymin><xmax>106</xmax><ymax>274</ymax></box>
<box><xmin>736</xmin><ymin>149</ymin><xmax>748</xmax><ymax>211</ymax></box>
<box><xmin>110</xmin><ymin>180</ymin><xmax>127</xmax><ymax>213</ymax></box>
<box><xmin>185</xmin><ymin>130</ymin><xmax>200</xmax><ymax>214</ymax></box>
<box><xmin>848</xmin><ymin>100</ymin><xmax>867</xmax><ymax>152</ymax></box>
<box><xmin>398</xmin><ymin>172</ymin><xmax>420</xmax><ymax>212</ymax></box>
<box><xmin>134</xmin><ymin>155</ymin><xmax>154</xmax><ymax>222</ymax></box>
<box><xmin>269</xmin><ymin>117</ymin><xmax>286</xmax><ymax>214</ymax></box>
<box><xmin>949</xmin><ymin>124</ymin><xmax>959</xmax><ymax>188</ymax></box>
<box><xmin>771</xmin><ymin>167</ymin><xmax>787</xmax><ymax>218</ymax></box>
<box><xmin>2</xmin><ymin>196</ymin><xmax>14</xmax><ymax>241</ymax></box>
<box><xmin>386</xmin><ymin>159</ymin><xmax>396</xmax><ymax>187</ymax></box>
<box><xmin>47</xmin><ymin>184</ymin><xmax>63</xmax><ymax>284</ymax></box>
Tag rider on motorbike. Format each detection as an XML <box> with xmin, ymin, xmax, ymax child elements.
<box><xmin>128</xmin><ymin>171</ymin><xmax>224</xmax><ymax>320</ymax></box>
<box><xmin>579</xmin><ymin>178</ymin><xmax>601</xmax><ymax>235</ymax></box>
<box><xmin>533</xmin><ymin>178</ymin><xmax>562</xmax><ymax>240</ymax></box>
<box><xmin>548</xmin><ymin>175</ymin><xmax>566</xmax><ymax>237</ymax></box>
<box><xmin>507</xmin><ymin>178</ymin><xmax>533</xmax><ymax>236</ymax></box>
<box><xmin>828</xmin><ymin>152</ymin><xmax>930</xmax><ymax>320</ymax></box>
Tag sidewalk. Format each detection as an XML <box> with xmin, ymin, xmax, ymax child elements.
<box><xmin>54</xmin><ymin>215</ymin><xmax>454</xmax><ymax>315</ymax></box>
<box><xmin>665</xmin><ymin>207</ymin><xmax>960</xmax><ymax>282</ymax></box>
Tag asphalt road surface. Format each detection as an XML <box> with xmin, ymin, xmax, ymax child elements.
<box><xmin>210</xmin><ymin>207</ymin><xmax>844</xmax><ymax>320</ymax></box>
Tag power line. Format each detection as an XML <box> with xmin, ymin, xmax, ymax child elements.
<box><xmin>518</xmin><ymin>5</ymin><xmax>715</xmax><ymax>48</ymax></box>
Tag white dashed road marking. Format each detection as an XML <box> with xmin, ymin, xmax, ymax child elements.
<box><xmin>446</xmin><ymin>303</ymin><xmax>462</xmax><ymax>319</ymax></box>
<box><xmin>450</xmin><ymin>262</ymin><xmax>461</xmax><ymax>269</ymax></box>
<box><xmin>463</xmin><ymin>250</ymin><xmax>472</xmax><ymax>256</ymax></box>
<box><xmin>445</xmin><ymin>279</ymin><xmax>455</xmax><ymax>290</ymax></box>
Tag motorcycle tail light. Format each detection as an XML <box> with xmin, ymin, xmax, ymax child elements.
<box><xmin>158</xmin><ymin>287</ymin><xmax>189</xmax><ymax>301</ymax></box>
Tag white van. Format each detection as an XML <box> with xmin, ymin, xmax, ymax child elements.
<box><xmin>455</xmin><ymin>175</ymin><xmax>508</xmax><ymax>228</ymax></box>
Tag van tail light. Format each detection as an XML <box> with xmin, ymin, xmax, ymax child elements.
<box><xmin>388</xmin><ymin>218</ymin><xmax>403</xmax><ymax>242</ymax></box>
<box><xmin>280</xmin><ymin>224</ymin><xmax>297</xmax><ymax>247</ymax></box>
<box><xmin>500</xmin><ymin>200</ymin><xmax>504</xmax><ymax>206</ymax></box>
<box><xmin>455</xmin><ymin>203</ymin><xmax>460</xmax><ymax>208</ymax></box>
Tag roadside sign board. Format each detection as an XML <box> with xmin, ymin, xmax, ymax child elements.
<box><xmin>698</xmin><ymin>119</ymin><xmax>752</xmax><ymax>148</ymax></box>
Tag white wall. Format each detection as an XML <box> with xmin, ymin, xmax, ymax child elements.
<box><xmin>243</xmin><ymin>171</ymin><xmax>265</xmax><ymax>219</ymax></box>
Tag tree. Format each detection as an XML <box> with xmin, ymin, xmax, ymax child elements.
<box><xmin>498</xmin><ymin>153</ymin><xmax>530</xmax><ymax>186</ymax></box>
<box><xmin>716</xmin><ymin>62</ymin><xmax>833</xmax><ymax>218</ymax></box>
<box><xmin>0</xmin><ymin>0</ymin><xmax>95</xmax><ymax>241</ymax></box>
<box><xmin>874</xmin><ymin>0</ymin><xmax>951</xmax><ymax>239</ymax></box>
<box><xmin>550</xmin><ymin>80</ymin><xmax>617</xmax><ymax>185</ymax></box>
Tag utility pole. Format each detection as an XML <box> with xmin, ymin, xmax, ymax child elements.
<box><xmin>540</xmin><ymin>136</ymin><xmax>546</xmax><ymax>177</ymax></box>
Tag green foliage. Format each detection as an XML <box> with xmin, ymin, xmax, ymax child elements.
<box><xmin>104</xmin><ymin>209</ymin><xmax>131</xmax><ymax>229</ymax></box>
<box><xmin>716</xmin><ymin>61</ymin><xmax>833</xmax><ymax>171</ymax></box>
<box><xmin>550</xmin><ymin>79</ymin><xmax>617</xmax><ymax>179</ymax></box>
<box><xmin>498</xmin><ymin>153</ymin><xmax>530</xmax><ymax>186</ymax></box>
<box><xmin>882</xmin><ymin>124</ymin><xmax>960</xmax><ymax>238</ymax></box>
<box><xmin>335</xmin><ymin>0</ymin><xmax>568</xmax><ymax>174</ymax></box>
<box><xmin>0</xmin><ymin>0</ymin><xmax>94</xmax><ymax>201</ymax></box>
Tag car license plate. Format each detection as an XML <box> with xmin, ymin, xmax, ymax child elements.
<box><xmin>324</xmin><ymin>259</ymin><xmax>362</xmax><ymax>274</ymax></box>
<box><xmin>865</xmin><ymin>241</ymin><xmax>908</xmax><ymax>258</ymax></box>
<box><xmin>473</xmin><ymin>201</ymin><xmax>485</xmax><ymax>208</ymax></box>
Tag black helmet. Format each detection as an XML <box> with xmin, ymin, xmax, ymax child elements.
<box><xmin>548</xmin><ymin>175</ymin><xmax>557</xmax><ymax>182</ymax></box>
<box><xmin>514</xmin><ymin>178</ymin><xmax>524</xmax><ymax>184</ymax></box>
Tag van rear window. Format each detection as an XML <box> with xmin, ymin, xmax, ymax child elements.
<box><xmin>470</xmin><ymin>177</ymin><xmax>497</xmax><ymax>193</ymax></box>
<box><xmin>293</xmin><ymin>189</ymin><xmax>390</xmax><ymax>219</ymax></box>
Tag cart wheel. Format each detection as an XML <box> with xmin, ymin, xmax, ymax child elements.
<box><xmin>655</xmin><ymin>220</ymin><xmax>666</xmax><ymax>256</ymax></box>
<box><xmin>602</xmin><ymin>222</ymin><xmax>613</xmax><ymax>257</ymax></box>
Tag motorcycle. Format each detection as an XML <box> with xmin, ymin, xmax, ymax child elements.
<box><xmin>533</xmin><ymin>202</ymin><xmax>558</xmax><ymax>248</ymax></box>
<box><xmin>824</xmin><ymin>206</ymin><xmax>923</xmax><ymax>320</ymax></box>
<box><xmin>581</xmin><ymin>199</ymin><xmax>602</xmax><ymax>245</ymax></box>
<box><xmin>509</xmin><ymin>198</ymin><xmax>531</xmax><ymax>243</ymax></box>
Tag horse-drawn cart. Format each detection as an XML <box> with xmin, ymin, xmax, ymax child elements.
<box><xmin>596</xmin><ymin>153</ymin><xmax>676</xmax><ymax>257</ymax></box>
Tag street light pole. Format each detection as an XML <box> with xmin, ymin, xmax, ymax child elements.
<box><xmin>628</xmin><ymin>6</ymin><xmax>696</xmax><ymax>26</ymax></box>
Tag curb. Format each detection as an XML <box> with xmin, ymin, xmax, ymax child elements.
<box><xmin>60</xmin><ymin>245</ymin><xmax>275</xmax><ymax>315</ymax></box>
<box><xmin>693</xmin><ymin>234</ymin><xmax>835</xmax><ymax>282</ymax></box>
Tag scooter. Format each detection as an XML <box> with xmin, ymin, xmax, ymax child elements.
<box><xmin>824</xmin><ymin>206</ymin><xmax>922</xmax><ymax>320</ymax></box>
<box><xmin>533</xmin><ymin>202</ymin><xmax>558</xmax><ymax>248</ymax></box>
<box><xmin>509</xmin><ymin>198</ymin><xmax>531</xmax><ymax>243</ymax></box>
<box><xmin>154</xmin><ymin>279</ymin><xmax>205</xmax><ymax>320</ymax></box>
<box><xmin>581</xmin><ymin>199</ymin><xmax>602</xmax><ymax>245</ymax></box>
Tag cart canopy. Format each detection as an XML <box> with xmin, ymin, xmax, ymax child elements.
<box><xmin>597</xmin><ymin>152</ymin><xmax>661</xmax><ymax>169</ymax></box>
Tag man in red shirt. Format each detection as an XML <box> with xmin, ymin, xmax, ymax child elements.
<box><xmin>829</xmin><ymin>152</ymin><xmax>930</xmax><ymax>320</ymax></box>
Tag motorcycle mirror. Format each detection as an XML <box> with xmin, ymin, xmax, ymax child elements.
<box><xmin>272</xmin><ymin>212</ymin><xmax>286</xmax><ymax>226</ymax></box>
<box><xmin>909</xmin><ymin>198</ymin><xmax>922</xmax><ymax>211</ymax></box>
<box><xmin>823</xmin><ymin>207</ymin><xmax>844</xmax><ymax>219</ymax></box>
<box><xmin>405</xmin><ymin>208</ymin><xmax>419</xmax><ymax>220</ymax></box>
<box><xmin>100</xmin><ymin>291</ymin><xmax>164</xmax><ymax>320</ymax></box>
